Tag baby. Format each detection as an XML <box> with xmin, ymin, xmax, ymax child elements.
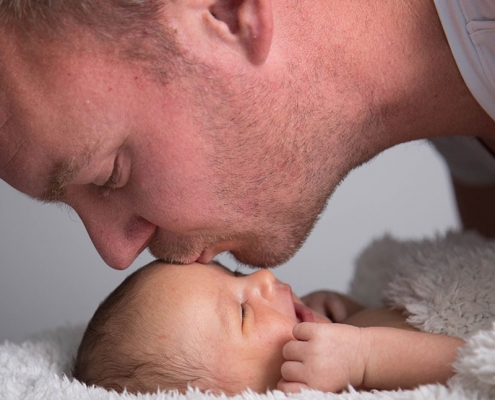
<box><xmin>73</xmin><ymin>261</ymin><xmax>463</xmax><ymax>395</ymax></box>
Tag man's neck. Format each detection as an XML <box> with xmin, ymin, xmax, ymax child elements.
<box><xmin>367</xmin><ymin>0</ymin><xmax>495</xmax><ymax>143</ymax></box>
<box><xmin>277</xmin><ymin>0</ymin><xmax>495</xmax><ymax>149</ymax></box>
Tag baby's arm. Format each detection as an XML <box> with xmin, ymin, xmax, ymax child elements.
<box><xmin>279</xmin><ymin>292</ymin><xmax>465</xmax><ymax>393</ymax></box>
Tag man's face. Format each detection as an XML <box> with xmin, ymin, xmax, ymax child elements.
<box><xmin>139</xmin><ymin>262</ymin><xmax>322</xmax><ymax>394</ymax></box>
<box><xmin>0</xmin><ymin>30</ymin><xmax>344</xmax><ymax>270</ymax></box>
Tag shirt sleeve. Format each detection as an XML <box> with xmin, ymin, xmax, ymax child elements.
<box><xmin>434</xmin><ymin>0</ymin><xmax>495</xmax><ymax>121</ymax></box>
<box><xmin>432</xmin><ymin>1</ymin><xmax>495</xmax><ymax>185</ymax></box>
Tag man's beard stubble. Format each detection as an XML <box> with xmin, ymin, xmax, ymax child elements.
<box><xmin>147</xmin><ymin>56</ymin><xmax>378</xmax><ymax>268</ymax></box>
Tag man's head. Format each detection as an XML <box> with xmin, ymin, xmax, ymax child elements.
<box><xmin>0</xmin><ymin>0</ymin><xmax>365</xmax><ymax>270</ymax></box>
<box><xmin>3</xmin><ymin>0</ymin><xmax>462</xmax><ymax>270</ymax></box>
<box><xmin>73</xmin><ymin>261</ymin><xmax>320</xmax><ymax>394</ymax></box>
<box><xmin>0</xmin><ymin>0</ymin><xmax>181</xmax><ymax>76</ymax></box>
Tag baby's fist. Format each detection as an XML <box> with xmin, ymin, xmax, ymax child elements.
<box><xmin>278</xmin><ymin>322</ymin><xmax>369</xmax><ymax>393</ymax></box>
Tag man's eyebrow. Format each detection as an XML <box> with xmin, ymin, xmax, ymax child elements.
<box><xmin>40</xmin><ymin>145</ymin><xmax>96</xmax><ymax>203</ymax></box>
<box><xmin>40</xmin><ymin>158</ymin><xmax>80</xmax><ymax>203</ymax></box>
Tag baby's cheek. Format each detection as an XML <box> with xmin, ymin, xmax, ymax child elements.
<box><xmin>258</xmin><ymin>324</ymin><xmax>294</xmax><ymax>386</ymax></box>
<box><xmin>275</xmin><ymin>324</ymin><xmax>296</xmax><ymax>358</ymax></box>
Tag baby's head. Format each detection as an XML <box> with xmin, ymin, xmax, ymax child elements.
<box><xmin>73</xmin><ymin>261</ymin><xmax>317</xmax><ymax>395</ymax></box>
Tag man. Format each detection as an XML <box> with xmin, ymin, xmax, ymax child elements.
<box><xmin>1</xmin><ymin>0</ymin><xmax>494</xmax><ymax>271</ymax></box>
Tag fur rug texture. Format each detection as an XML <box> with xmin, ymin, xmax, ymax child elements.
<box><xmin>2</xmin><ymin>231</ymin><xmax>495</xmax><ymax>400</ymax></box>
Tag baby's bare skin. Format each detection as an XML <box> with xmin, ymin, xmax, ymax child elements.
<box><xmin>278</xmin><ymin>291</ymin><xmax>464</xmax><ymax>393</ymax></box>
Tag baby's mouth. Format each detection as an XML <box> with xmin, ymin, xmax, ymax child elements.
<box><xmin>294</xmin><ymin>302</ymin><xmax>315</xmax><ymax>323</ymax></box>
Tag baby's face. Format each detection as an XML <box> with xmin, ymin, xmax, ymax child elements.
<box><xmin>138</xmin><ymin>262</ymin><xmax>318</xmax><ymax>394</ymax></box>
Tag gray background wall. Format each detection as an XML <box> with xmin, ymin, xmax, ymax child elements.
<box><xmin>0</xmin><ymin>140</ymin><xmax>458</xmax><ymax>342</ymax></box>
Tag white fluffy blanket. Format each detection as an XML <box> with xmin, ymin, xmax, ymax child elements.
<box><xmin>3</xmin><ymin>231</ymin><xmax>495</xmax><ymax>400</ymax></box>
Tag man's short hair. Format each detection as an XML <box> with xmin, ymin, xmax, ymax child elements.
<box><xmin>0</xmin><ymin>0</ymin><xmax>182</xmax><ymax>80</ymax></box>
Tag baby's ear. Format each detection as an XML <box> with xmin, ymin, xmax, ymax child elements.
<box><xmin>206</xmin><ymin>0</ymin><xmax>274</xmax><ymax>65</ymax></box>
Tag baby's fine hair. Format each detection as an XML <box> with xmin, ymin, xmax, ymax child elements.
<box><xmin>72</xmin><ymin>261</ymin><xmax>210</xmax><ymax>395</ymax></box>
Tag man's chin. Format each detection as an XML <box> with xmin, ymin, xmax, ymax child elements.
<box><xmin>147</xmin><ymin>246</ymin><xmax>200</xmax><ymax>265</ymax></box>
<box><xmin>230</xmin><ymin>247</ymin><xmax>294</xmax><ymax>269</ymax></box>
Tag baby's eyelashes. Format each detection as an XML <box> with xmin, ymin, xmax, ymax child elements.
<box><xmin>241</xmin><ymin>303</ymin><xmax>248</xmax><ymax>322</ymax></box>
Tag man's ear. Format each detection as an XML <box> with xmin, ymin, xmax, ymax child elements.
<box><xmin>207</xmin><ymin>0</ymin><xmax>273</xmax><ymax>65</ymax></box>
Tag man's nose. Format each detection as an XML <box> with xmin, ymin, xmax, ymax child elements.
<box><xmin>248</xmin><ymin>269</ymin><xmax>277</xmax><ymax>299</ymax></box>
<box><xmin>70</xmin><ymin>199</ymin><xmax>156</xmax><ymax>270</ymax></box>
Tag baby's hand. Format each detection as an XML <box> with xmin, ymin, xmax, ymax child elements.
<box><xmin>277</xmin><ymin>322</ymin><xmax>369</xmax><ymax>393</ymax></box>
<box><xmin>301</xmin><ymin>291</ymin><xmax>364</xmax><ymax>322</ymax></box>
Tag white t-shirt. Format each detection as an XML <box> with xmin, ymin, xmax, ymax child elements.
<box><xmin>434</xmin><ymin>0</ymin><xmax>495</xmax><ymax>120</ymax></box>
<box><xmin>430</xmin><ymin>0</ymin><xmax>495</xmax><ymax>185</ymax></box>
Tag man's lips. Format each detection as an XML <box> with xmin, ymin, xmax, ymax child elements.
<box><xmin>196</xmin><ymin>250</ymin><xmax>213</xmax><ymax>264</ymax></box>
<box><xmin>294</xmin><ymin>302</ymin><xmax>315</xmax><ymax>323</ymax></box>
<box><xmin>196</xmin><ymin>241</ymin><xmax>238</xmax><ymax>264</ymax></box>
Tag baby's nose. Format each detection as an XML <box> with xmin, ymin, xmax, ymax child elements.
<box><xmin>249</xmin><ymin>269</ymin><xmax>276</xmax><ymax>298</ymax></box>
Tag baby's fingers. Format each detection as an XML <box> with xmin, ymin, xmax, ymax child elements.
<box><xmin>280</xmin><ymin>360</ymin><xmax>306</xmax><ymax>382</ymax></box>
<box><xmin>277</xmin><ymin>378</ymin><xmax>310</xmax><ymax>394</ymax></box>
<box><xmin>292</xmin><ymin>322</ymin><xmax>317</xmax><ymax>341</ymax></box>
<box><xmin>282</xmin><ymin>339</ymin><xmax>307</xmax><ymax>361</ymax></box>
